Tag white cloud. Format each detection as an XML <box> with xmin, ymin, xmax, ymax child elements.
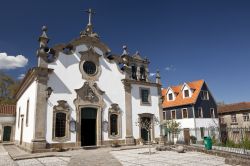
<box><xmin>0</xmin><ymin>52</ymin><xmax>28</xmax><ymax>69</ymax></box>
<box><xmin>149</xmin><ymin>73</ymin><xmax>156</xmax><ymax>77</ymax></box>
<box><xmin>165</xmin><ymin>65</ymin><xmax>176</xmax><ymax>72</ymax></box>
<box><xmin>17</xmin><ymin>74</ymin><xmax>25</xmax><ymax>80</ymax></box>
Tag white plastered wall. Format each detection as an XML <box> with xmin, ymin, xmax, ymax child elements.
<box><xmin>47</xmin><ymin>44</ymin><xmax>126</xmax><ymax>143</ymax></box>
<box><xmin>131</xmin><ymin>84</ymin><xmax>161</xmax><ymax>139</ymax></box>
<box><xmin>15</xmin><ymin>80</ymin><xmax>37</xmax><ymax>143</ymax></box>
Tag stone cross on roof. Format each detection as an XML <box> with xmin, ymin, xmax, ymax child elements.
<box><xmin>85</xmin><ymin>8</ymin><xmax>95</xmax><ymax>26</ymax></box>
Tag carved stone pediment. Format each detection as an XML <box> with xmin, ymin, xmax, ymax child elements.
<box><xmin>74</xmin><ymin>81</ymin><xmax>106</xmax><ymax>109</ymax></box>
<box><xmin>53</xmin><ymin>100</ymin><xmax>69</xmax><ymax>111</ymax></box>
<box><xmin>108</xmin><ymin>103</ymin><xmax>120</xmax><ymax>113</ymax></box>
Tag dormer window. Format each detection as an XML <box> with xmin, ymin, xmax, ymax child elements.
<box><xmin>184</xmin><ymin>90</ymin><xmax>189</xmax><ymax>98</ymax></box>
<box><xmin>168</xmin><ymin>93</ymin><xmax>173</xmax><ymax>101</ymax></box>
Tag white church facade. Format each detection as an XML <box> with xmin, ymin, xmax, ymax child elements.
<box><xmin>14</xmin><ymin>10</ymin><xmax>163</xmax><ymax>152</ymax></box>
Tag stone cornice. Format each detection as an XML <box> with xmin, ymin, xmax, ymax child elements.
<box><xmin>51</xmin><ymin>36</ymin><xmax>111</xmax><ymax>61</ymax></box>
<box><xmin>15</xmin><ymin>67</ymin><xmax>53</xmax><ymax>100</ymax></box>
<box><xmin>121</xmin><ymin>79</ymin><xmax>161</xmax><ymax>88</ymax></box>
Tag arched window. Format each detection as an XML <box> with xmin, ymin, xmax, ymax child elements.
<box><xmin>52</xmin><ymin>100</ymin><xmax>70</xmax><ymax>142</ymax></box>
<box><xmin>55</xmin><ymin>112</ymin><xmax>66</xmax><ymax>137</ymax></box>
<box><xmin>108</xmin><ymin>104</ymin><xmax>121</xmax><ymax>139</ymax></box>
<box><xmin>140</xmin><ymin>66</ymin><xmax>146</xmax><ymax>81</ymax></box>
<box><xmin>131</xmin><ymin>64</ymin><xmax>137</xmax><ymax>80</ymax></box>
<box><xmin>110</xmin><ymin>114</ymin><xmax>118</xmax><ymax>136</ymax></box>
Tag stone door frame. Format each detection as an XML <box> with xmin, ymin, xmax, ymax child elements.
<box><xmin>76</xmin><ymin>105</ymin><xmax>102</xmax><ymax>147</ymax></box>
<box><xmin>138</xmin><ymin>113</ymin><xmax>155</xmax><ymax>142</ymax></box>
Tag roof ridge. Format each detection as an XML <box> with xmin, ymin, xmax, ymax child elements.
<box><xmin>219</xmin><ymin>101</ymin><xmax>250</xmax><ymax>107</ymax></box>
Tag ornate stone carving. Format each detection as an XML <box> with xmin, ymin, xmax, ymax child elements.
<box><xmin>53</xmin><ymin>100</ymin><xmax>69</xmax><ymax>111</ymax></box>
<box><xmin>79</xmin><ymin>46</ymin><xmax>102</xmax><ymax>81</ymax></box>
<box><xmin>74</xmin><ymin>81</ymin><xmax>106</xmax><ymax>147</ymax></box>
<box><xmin>110</xmin><ymin>103</ymin><xmax>119</xmax><ymax>112</ymax></box>
<box><xmin>74</xmin><ymin>81</ymin><xmax>106</xmax><ymax>108</ymax></box>
<box><xmin>52</xmin><ymin>100</ymin><xmax>70</xmax><ymax>142</ymax></box>
<box><xmin>81</xmin><ymin>82</ymin><xmax>99</xmax><ymax>103</ymax></box>
<box><xmin>108</xmin><ymin>103</ymin><xmax>122</xmax><ymax>139</ymax></box>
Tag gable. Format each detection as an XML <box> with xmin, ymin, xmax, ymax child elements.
<box><xmin>162</xmin><ymin>80</ymin><xmax>204</xmax><ymax>108</ymax></box>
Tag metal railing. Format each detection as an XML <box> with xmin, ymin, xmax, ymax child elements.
<box><xmin>162</xmin><ymin>127</ymin><xmax>250</xmax><ymax>155</ymax></box>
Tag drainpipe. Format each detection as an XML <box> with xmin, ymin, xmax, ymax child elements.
<box><xmin>192</xmin><ymin>105</ymin><xmax>197</xmax><ymax>139</ymax></box>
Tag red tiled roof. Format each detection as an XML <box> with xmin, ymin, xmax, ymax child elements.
<box><xmin>218</xmin><ymin>102</ymin><xmax>250</xmax><ymax>114</ymax></box>
<box><xmin>0</xmin><ymin>105</ymin><xmax>16</xmax><ymax>116</ymax></box>
<box><xmin>162</xmin><ymin>80</ymin><xmax>204</xmax><ymax>108</ymax></box>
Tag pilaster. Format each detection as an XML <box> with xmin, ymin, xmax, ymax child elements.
<box><xmin>122</xmin><ymin>80</ymin><xmax>135</xmax><ymax>145</ymax></box>
<box><xmin>32</xmin><ymin>68</ymin><xmax>50</xmax><ymax>151</ymax></box>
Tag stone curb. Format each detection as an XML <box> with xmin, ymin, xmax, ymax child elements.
<box><xmin>184</xmin><ymin>145</ymin><xmax>250</xmax><ymax>166</ymax></box>
<box><xmin>11</xmin><ymin>153</ymin><xmax>71</xmax><ymax>161</ymax></box>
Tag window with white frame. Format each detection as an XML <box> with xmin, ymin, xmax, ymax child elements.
<box><xmin>198</xmin><ymin>107</ymin><xmax>203</xmax><ymax>118</ymax></box>
<box><xmin>201</xmin><ymin>91</ymin><xmax>209</xmax><ymax>100</ymax></box>
<box><xmin>231</xmin><ymin>114</ymin><xmax>237</xmax><ymax>123</ymax></box>
<box><xmin>171</xmin><ymin>110</ymin><xmax>176</xmax><ymax>119</ymax></box>
<box><xmin>163</xmin><ymin>111</ymin><xmax>167</xmax><ymax>120</ymax></box>
<box><xmin>210</xmin><ymin>108</ymin><xmax>215</xmax><ymax>118</ymax></box>
<box><xmin>182</xmin><ymin>108</ymin><xmax>188</xmax><ymax>118</ymax></box>
<box><xmin>140</xmin><ymin>88</ymin><xmax>150</xmax><ymax>104</ymax></box>
<box><xmin>168</xmin><ymin>93</ymin><xmax>173</xmax><ymax>101</ymax></box>
<box><xmin>184</xmin><ymin>90</ymin><xmax>189</xmax><ymax>98</ymax></box>
<box><xmin>243</xmin><ymin>113</ymin><xmax>249</xmax><ymax>122</ymax></box>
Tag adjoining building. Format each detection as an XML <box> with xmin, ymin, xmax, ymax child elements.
<box><xmin>162</xmin><ymin>80</ymin><xmax>219</xmax><ymax>144</ymax></box>
<box><xmin>218</xmin><ymin>102</ymin><xmax>250</xmax><ymax>143</ymax></box>
<box><xmin>0</xmin><ymin>104</ymin><xmax>16</xmax><ymax>143</ymax></box>
<box><xmin>14</xmin><ymin>10</ymin><xmax>163</xmax><ymax>152</ymax></box>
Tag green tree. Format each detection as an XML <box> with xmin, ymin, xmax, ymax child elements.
<box><xmin>162</xmin><ymin>120</ymin><xmax>181</xmax><ymax>143</ymax></box>
<box><xmin>0</xmin><ymin>71</ymin><xmax>20</xmax><ymax>104</ymax></box>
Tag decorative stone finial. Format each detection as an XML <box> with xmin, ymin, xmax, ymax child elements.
<box><xmin>156</xmin><ymin>69</ymin><xmax>161</xmax><ymax>85</ymax></box>
<box><xmin>122</xmin><ymin>45</ymin><xmax>129</xmax><ymax>55</ymax></box>
<box><xmin>38</xmin><ymin>25</ymin><xmax>49</xmax><ymax>48</ymax></box>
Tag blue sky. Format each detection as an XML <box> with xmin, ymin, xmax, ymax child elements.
<box><xmin>0</xmin><ymin>0</ymin><xmax>250</xmax><ymax>104</ymax></box>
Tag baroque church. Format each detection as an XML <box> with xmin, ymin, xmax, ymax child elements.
<box><xmin>14</xmin><ymin>9</ymin><xmax>163</xmax><ymax>152</ymax></box>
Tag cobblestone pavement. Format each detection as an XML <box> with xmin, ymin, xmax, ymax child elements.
<box><xmin>111</xmin><ymin>148</ymin><xmax>231</xmax><ymax>166</ymax></box>
<box><xmin>0</xmin><ymin>144</ymin><xmax>16</xmax><ymax>166</ymax></box>
<box><xmin>68</xmin><ymin>147</ymin><xmax>122</xmax><ymax>166</ymax></box>
<box><xmin>0</xmin><ymin>144</ymin><xmax>70</xmax><ymax>166</ymax></box>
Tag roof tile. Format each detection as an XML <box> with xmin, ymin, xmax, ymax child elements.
<box><xmin>162</xmin><ymin>80</ymin><xmax>204</xmax><ymax>108</ymax></box>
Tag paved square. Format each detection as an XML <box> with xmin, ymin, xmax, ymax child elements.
<box><xmin>110</xmin><ymin>148</ymin><xmax>230</xmax><ymax>166</ymax></box>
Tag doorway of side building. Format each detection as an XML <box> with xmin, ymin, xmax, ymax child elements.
<box><xmin>184</xmin><ymin>128</ymin><xmax>190</xmax><ymax>145</ymax></box>
<box><xmin>81</xmin><ymin>107</ymin><xmax>97</xmax><ymax>146</ymax></box>
<box><xmin>3</xmin><ymin>126</ymin><xmax>11</xmax><ymax>142</ymax></box>
<box><xmin>20</xmin><ymin>116</ymin><xmax>24</xmax><ymax>145</ymax></box>
<box><xmin>140</xmin><ymin>117</ymin><xmax>151</xmax><ymax>142</ymax></box>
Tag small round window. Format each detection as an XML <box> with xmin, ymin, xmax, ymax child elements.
<box><xmin>83</xmin><ymin>61</ymin><xmax>96</xmax><ymax>75</ymax></box>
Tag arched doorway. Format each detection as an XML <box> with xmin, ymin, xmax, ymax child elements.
<box><xmin>81</xmin><ymin>107</ymin><xmax>97</xmax><ymax>146</ymax></box>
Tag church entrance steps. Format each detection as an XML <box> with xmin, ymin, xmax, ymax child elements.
<box><xmin>3</xmin><ymin>145</ymin><xmax>70</xmax><ymax>161</ymax></box>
